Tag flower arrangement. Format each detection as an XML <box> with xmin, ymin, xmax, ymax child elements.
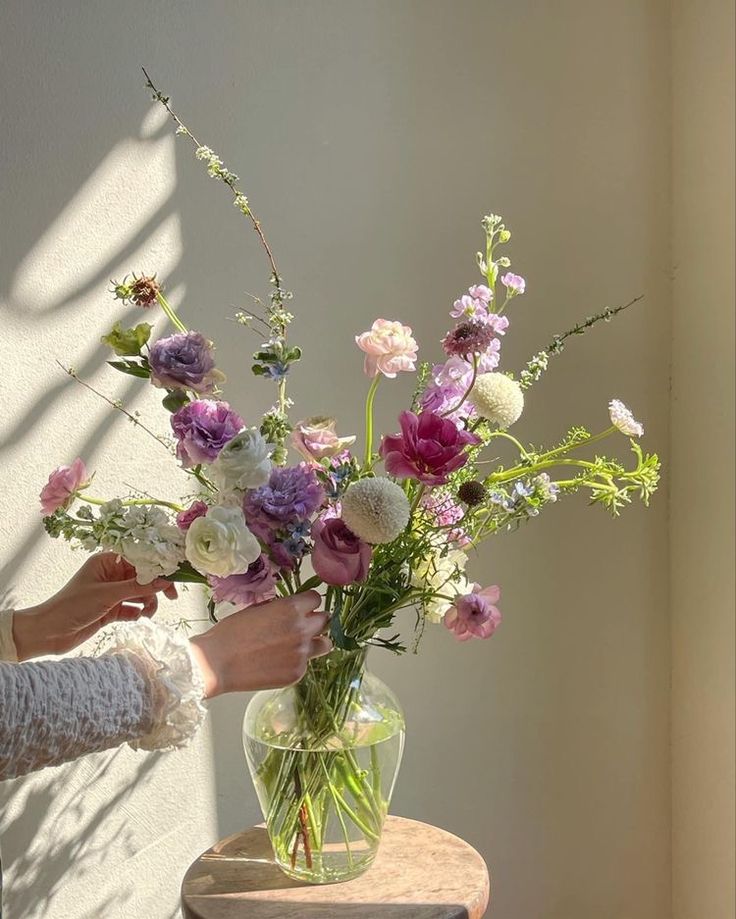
<box><xmin>40</xmin><ymin>72</ymin><xmax>660</xmax><ymax>882</ymax></box>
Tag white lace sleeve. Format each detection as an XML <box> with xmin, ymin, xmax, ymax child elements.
<box><xmin>0</xmin><ymin>615</ymin><xmax>207</xmax><ymax>781</ymax></box>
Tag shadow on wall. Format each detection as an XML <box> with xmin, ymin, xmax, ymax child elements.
<box><xmin>0</xmin><ymin>105</ymin><xmax>201</xmax><ymax>919</ymax></box>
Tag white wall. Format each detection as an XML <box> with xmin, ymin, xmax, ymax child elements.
<box><xmin>1</xmin><ymin>2</ymin><xmax>676</xmax><ymax>917</ymax></box>
<box><xmin>671</xmin><ymin>2</ymin><xmax>736</xmax><ymax>918</ymax></box>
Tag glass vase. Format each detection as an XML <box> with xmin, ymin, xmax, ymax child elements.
<box><xmin>243</xmin><ymin>648</ymin><xmax>405</xmax><ymax>883</ymax></box>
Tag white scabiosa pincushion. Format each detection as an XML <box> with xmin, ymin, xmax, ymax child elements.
<box><xmin>470</xmin><ymin>372</ymin><xmax>524</xmax><ymax>428</ymax></box>
<box><xmin>341</xmin><ymin>477</ymin><xmax>410</xmax><ymax>544</ymax></box>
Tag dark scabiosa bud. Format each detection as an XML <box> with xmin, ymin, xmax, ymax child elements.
<box><xmin>458</xmin><ymin>480</ymin><xmax>487</xmax><ymax>507</ymax></box>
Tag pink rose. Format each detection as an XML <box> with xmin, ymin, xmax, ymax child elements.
<box><xmin>176</xmin><ymin>500</ymin><xmax>209</xmax><ymax>531</ymax></box>
<box><xmin>292</xmin><ymin>417</ymin><xmax>356</xmax><ymax>462</ymax></box>
<box><xmin>355</xmin><ymin>319</ymin><xmax>418</xmax><ymax>378</ymax></box>
<box><xmin>311</xmin><ymin>517</ymin><xmax>372</xmax><ymax>586</ymax></box>
<box><xmin>444</xmin><ymin>584</ymin><xmax>502</xmax><ymax>641</ymax></box>
<box><xmin>39</xmin><ymin>458</ymin><xmax>88</xmax><ymax>516</ymax></box>
<box><xmin>379</xmin><ymin>410</ymin><xmax>480</xmax><ymax>486</ymax></box>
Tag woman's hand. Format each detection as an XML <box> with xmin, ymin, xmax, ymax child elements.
<box><xmin>12</xmin><ymin>553</ymin><xmax>178</xmax><ymax>660</ymax></box>
<box><xmin>189</xmin><ymin>590</ymin><xmax>332</xmax><ymax>698</ymax></box>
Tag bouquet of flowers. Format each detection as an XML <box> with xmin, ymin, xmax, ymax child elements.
<box><xmin>40</xmin><ymin>73</ymin><xmax>660</xmax><ymax>883</ymax></box>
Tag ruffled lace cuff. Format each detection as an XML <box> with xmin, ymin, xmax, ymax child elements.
<box><xmin>0</xmin><ymin>609</ymin><xmax>18</xmax><ymax>662</ymax></box>
<box><xmin>104</xmin><ymin>618</ymin><xmax>207</xmax><ymax>752</ymax></box>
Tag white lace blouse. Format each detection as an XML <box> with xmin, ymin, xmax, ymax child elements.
<box><xmin>0</xmin><ymin>609</ymin><xmax>207</xmax><ymax>781</ymax></box>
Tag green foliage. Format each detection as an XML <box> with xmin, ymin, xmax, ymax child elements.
<box><xmin>101</xmin><ymin>321</ymin><xmax>152</xmax><ymax>356</ymax></box>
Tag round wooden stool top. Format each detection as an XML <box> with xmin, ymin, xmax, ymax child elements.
<box><xmin>181</xmin><ymin>815</ymin><xmax>490</xmax><ymax>919</ymax></box>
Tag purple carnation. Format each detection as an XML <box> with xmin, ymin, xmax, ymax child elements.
<box><xmin>244</xmin><ymin>464</ymin><xmax>325</xmax><ymax>535</ymax></box>
<box><xmin>149</xmin><ymin>331</ymin><xmax>223</xmax><ymax>394</ymax></box>
<box><xmin>171</xmin><ymin>400</ymin><xmax>244</xmax><ymax>468</ymax></box>
<box><xmin>209</xmin><ymin>554</ymin><xmax>278</xmax><ymax>608</ymax></box>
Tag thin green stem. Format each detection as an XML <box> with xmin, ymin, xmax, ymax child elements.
<box><xmin>487</xmin><ymin>429</ymin><xmax>532</xmax><ymax>459</ymax></box>
<box><xmin>155</xmin><ymin>291</ymin><xmax>188</xmax><ymax>333</ymax></box>
<box><xmin>78</xmin><ymin>493</ymin><xmax>184</xmax><ymax>512</ymax></box>
<box><xmin>363</xmin><ymin>375</ymin><xmax>382</xmax><ymax>468</ymax></box>
<box><xmin>441</xmin><ymin>354</ymin><xmax>478</xmax><ymax>417</ymax></box>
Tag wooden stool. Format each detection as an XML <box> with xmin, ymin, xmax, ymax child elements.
<box><xmin>181</xmin><ymin>815</ymin><xmax>490</xmax><ymax>918</ymax></box>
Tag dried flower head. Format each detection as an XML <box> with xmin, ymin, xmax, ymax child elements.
<box><xmin>112</xmin><ymin>274</ymin><xmax>162</xmax><ymax>308</ymax></box>
<box><xmin>442</xmin><ymin>320</ymin><xmax>497</xmax><ymax>359</ymax></box>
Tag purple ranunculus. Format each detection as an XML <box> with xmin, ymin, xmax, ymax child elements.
<box><xmin>244</xmin><ymin>464</ymin><xmax>325</xmax><ymax>535</ymax></box>
<box><xmin>379</xmin><ymin>410</ymin><xmax>480</xmax><ymax>486</ymax></box>
<box><xmin>176</xmin><ymin>500</ymin><xmax>209</xmax><ymax>531</ymax></box>
<box><xmin>149</xmin><ymin>331</ymin><xmax>224</xmax><ymax>394</ymax></box>
<box><xmin>171</xmin><ymin>400</ymin><xmax>244</xmax><ymax>468</ymax></box>
<box><xmin>311</xmin><ymin>517</ymin><xmax>372</xmax><ymax>586</ymax></box>
<box><xmin>209</xmin><ymin>554</ymin><xmax>278</xmax><ymax>608</ymax></box>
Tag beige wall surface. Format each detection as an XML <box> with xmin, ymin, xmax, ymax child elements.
<box><xmin>0</xmin><ymin>2</ymin><xmax>680</xmax><ymax>918</ymax></box>
<box><xmin>671</xmin><ymin>2</ymin><xmax>736</xmax><ymax>918</ymax></box>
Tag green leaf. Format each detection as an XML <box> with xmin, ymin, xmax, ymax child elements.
<box><xmin>108</xmin><ymin>360</ymin><xmax>151</xmax><ymax>379</ymax></box>
<box><xmin>101</xmin><ymin>321</ymin><xmax>152</xmax><ymax>356</ymax></box>
<box><xmin>162</xmin><ymin>389</ymin><xmax>190</xmax><ymax>413</ymax></box>
<box><xmin>329</xmin><ymin>603</ymin><xmax>360</xmax><ymax>651</ymax></box>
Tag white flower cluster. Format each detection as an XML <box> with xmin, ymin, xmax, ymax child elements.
<box><xmin>411</xmin><ymin>548</ymin><xmax>471</xmax><ymax>623</ymax></box>
<box><xmin>608</xmin><ymin>399</ymin><xmax>644</xmax><ymax>438</ymax></box>
<box><xmin>84</xmin><ymin>501</ymin><xmax>186</xmax><ymax>584</ymax></box>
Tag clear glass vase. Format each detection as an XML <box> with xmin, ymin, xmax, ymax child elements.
<box><xmin>243</xmin><ymin>648</ymin><xmax>405</xmax><ymax>883</ymax></box>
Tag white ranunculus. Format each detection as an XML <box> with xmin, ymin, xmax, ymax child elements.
<box><xmin>209</xmin><ymin>428</ymin><xmax>272</xmax><ymax>492</ymax></box>
<box><xmin>411</xmin><ymin>548</ymin><xmax>471</xmax><ymax>623</ymax></box>
<box><xmin>185</xmin><ymin>506</ymin><xmax>261</xmax><ymax>577</ymax></box>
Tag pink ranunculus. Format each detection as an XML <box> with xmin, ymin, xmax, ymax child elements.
<box><xmin>311</xmin><ymin>517</ymin><xmax>372</xmax><ymax>586</ymax></box>
<box><xmin>39</xmin><ymin>458</ymin><xmax>88</xmax><ymax>516</ymax></box>
<box><xmin>379</xmin><ymin>410</ymin><xmax>480</xmax><ymax>486</ymax></box>
<box><xmin>176</xmin><ymin>500</ymin><xmax>209</xmax><ymax>531</ymax></box>
<box><xmin>292</xmin><ymin>417</ymin><xmax>356</xmax><ymax>462</ymax></box>
<box><xmin>355</xmin><ymin>319</ymin><xmax>418</xmax><ymax>379</ymax></box>
<box><xmin>444</xmin><ymin>584</ymin><xmax>502</xmax><ymax>641</ymax></box>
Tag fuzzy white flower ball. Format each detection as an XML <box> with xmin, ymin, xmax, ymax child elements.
<box><xmin>341</xmin><ymin>477</ymin><xmax>411</xmax><ymax>544</ymax></box>
<box><xmin>608</xmin><ymin>399</ymin><xmax>644</xmax><ymax>438</ymax></box>
<box><xmin>470</xmin><ymin>372</ymin><xmax>524</xmax><ymax>428</ymax></box>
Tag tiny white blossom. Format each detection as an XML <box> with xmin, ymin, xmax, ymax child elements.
<box><xmin>608</xmin><ymin>399</ymin><xmax>644</xmax><ymax>438</ymax></box>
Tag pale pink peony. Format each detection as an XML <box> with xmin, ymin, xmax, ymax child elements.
<box><xmin>292</xmin><ymin>417</ymin><xmax>356</xmax><ymax>462</ymax></box>
<box><xmin>40</xmin><ymin>458</ymin><xmax>89</xmax><ymax>516</ymax></box>
<box><xmin>444</xmin><ymin>584</ymin><xmax>502</xmax><ymax>641</ymax></box>
<box><xmin>355</xmin><ymin>319</ymin><xmax>418</xmax><ymax>378</ymax></box>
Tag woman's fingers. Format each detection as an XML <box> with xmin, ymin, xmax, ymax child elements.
<box><xmin>310</xmin><ymin>635</ymin><xmax>333</xmax><ymax>659</ymax></box>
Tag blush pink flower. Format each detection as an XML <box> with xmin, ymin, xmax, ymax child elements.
<box><xmin>311</xmin><ymin>517</ymin><xmax>372</xmax><ymax>586</ymax></box>
<box><xmin>444</xmin><ymin>584</ymin><xmax>502</xmax><ymax>641</ymax></box>
<box><xmin>292</xmin><ymin>417</ymin><xmax>356</xmax><ymax>462</ymax></box>
<box><xmin>355</xmin><ymin>319</ymin><xmax>418</xmax><ymax>378</ymax></box>
<box><xmin>39</xmin><ymin>458</ymin><xmax>88</xmax><ymax>516</ymax></box>
<box><xmin>379</xmin><ymin>410</ymin><xmax>480</xmax><ymax>485</ymax></box>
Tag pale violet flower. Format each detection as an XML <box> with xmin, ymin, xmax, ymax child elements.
<box><xmin>210</xmin><ymin>428</ymin><xmax>273</xmax><ymax>492</ymax></box>
<box><xmin>608</xmin><ymin>399</ymin><xmax>644</xmax><ymax>438</ymax></box>
<box><xmin>185</xmin><ymin>506</ymin><xmax>261</xmax><ymax>577</ymax></box>
<box><xmin>501</xmin><ymin>272</ymin><xmax>526</xmax><ymax>296</ymax></box>
<box><xmin>467</xmin><ymin>284</ymin><xmax>493</xmax><ymax>303</ymax></box>
<box><xmin>450</xmin><ymin>295</ymin><xmax>487</xmax><ymax>322</ymax></box>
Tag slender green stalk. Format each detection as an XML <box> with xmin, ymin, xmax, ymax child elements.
<box><xmin>155</xmin><ymin>291</ymin><xmax>188</xmax><ymax>333</ymax></box>
<box><xmin>78</xmin><ymin>493</ymin><xmax>184</xmax><ymax>512</ymax></box>
<box><xmin>363</xmin><ymin>375</ymin><xmax>382</xmax><ymax>468</ymax></box>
